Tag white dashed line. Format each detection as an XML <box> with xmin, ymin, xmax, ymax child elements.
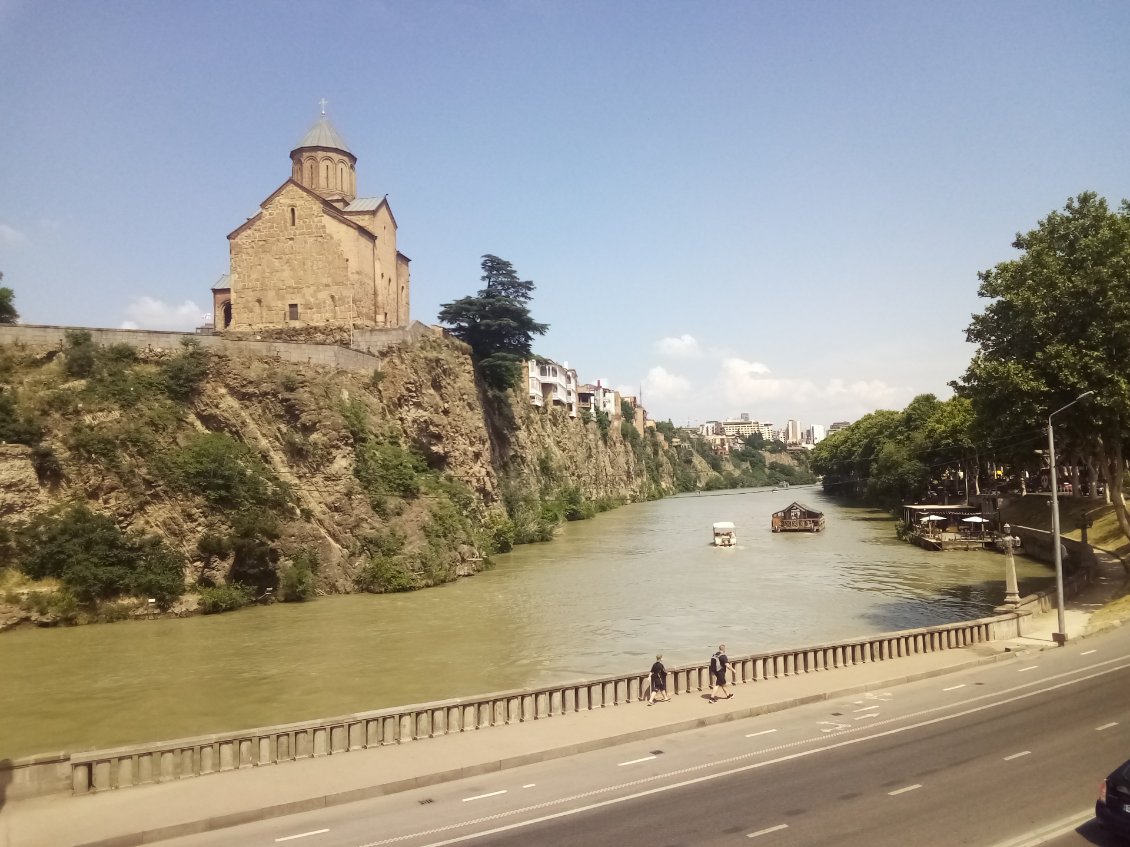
<box><xmin>463</xmin><ymin>790</ymin><xmax>507</xmax><ymax>802</ymax></box>
<box><xmin>854</xmin><ymin>705</ymin><xmax>880</xmax><ymax>712</ymax></box>
<box><xmin>855</xmin><ymin>713</ymin><xmax>878</xmax><ymax>720</ymax></box>
<box><xmin>1096</xmin><ymin>722</ymin><xmax>1118</xmax><ymax>731</ymax></box>
<box><xmin>747</xmin><ymin>823</ymin><xmax>789</xmax><ymax>838</ymax></box>
<box><xmin>746</xmin><ymin>729</ymin><xmax>778</xmax><ymax>738</ymax></box>
<box><xmin>888</xmin><ymin>784</ymin><xmax>922</xmax><ymax>796</ymax></box>
<box><xmin>522</xmin><ymin>784</ymin><xmax>536</xmax><ymax>788</ymax></box>
<box><xmin>1003</xmin><ymin>751</ymin><xmax>1031</xmax><ymax>761</ymax></box>
<box><xmin>943</xmin><ymin>684</ymin><xmax>965</xmax><ymax>691</ymax></box>
<box><xmin>618</xmin><ymin>755</ymin><xmax>657</xmax><ymax>766</ymax></box>
<box><xmin>1082</xmin><ymin>650</ymin><xmax>1097</xmax><ymax>655</ymax></box>
<box><xmin>275</xmin><ymin>830</ymin><xmax>330</xmax><ymax>843</ymax></box>
<box><xmin>1018</xmin><ymin>666</ymin><xmax>1038</xmax><ymax>672</ymax></box>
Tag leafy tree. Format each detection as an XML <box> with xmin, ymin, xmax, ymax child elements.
<box><xmin>63</xmin><ymin>329</ymin><xmax>96</xmax><ymax>378</ymax></box>
<box><xmin>16</xmin><ymin>502</ymin><xmax>185</xmax><ymax>607</ymax></box>
<box><xmin>954</xmin><ymin>192</ymin><xmax>1130</xmax><ymax>542</ymax></box>
<box><xmin>0</xmin><ymin>272</ymin><xmax>18</xmax><ymax>325</ymax></box>
<box><xmin>437</xmin><ymin>255</ymin><xmax>549</xmax><ymax>390</ymax></box>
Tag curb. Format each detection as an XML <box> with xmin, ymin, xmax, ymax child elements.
<box><xmin>73</xmin><ymin>650</ymin><xmax>1016</xmax><ymax>847</ymax></box>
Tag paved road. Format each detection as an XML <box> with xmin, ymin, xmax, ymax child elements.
<box><xmin>161</xmin><ymin>626</ymin><xmax>1130</xmax><ymax>847</ymax></box>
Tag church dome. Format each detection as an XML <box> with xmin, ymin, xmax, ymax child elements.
<box><xmin>292</xmin><ymin>116</ymin><xmax>352</xmax><ymax>156</ymax></box>
<box><xmin>290</xmin><ymin>108</ymin><xmax>357</xmax><ymax>206</ymax></box>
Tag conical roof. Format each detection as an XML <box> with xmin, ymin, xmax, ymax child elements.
<box><xmin>293</xmin><ymin>116</ymin><xmax>352</xmax><ymax>155</ymax></box>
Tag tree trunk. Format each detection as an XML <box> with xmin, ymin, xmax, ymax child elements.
<box><xmin>1099</xmin><ymin>437</ymin><xmax>1130</xmax><ymax>546</ymax></box>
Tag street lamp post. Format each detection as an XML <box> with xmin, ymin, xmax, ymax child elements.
<box><xmin>1048</xmin><ymin>390</ymin><xmax>1095</xmax><ymax>645</ymax></box>
<box><xmin>1001</xmin><ymin>523</ymin><xmax>1020</xmax><ymax>607</ymax></box>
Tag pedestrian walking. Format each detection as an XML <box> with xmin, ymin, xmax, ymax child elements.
<box><xmin>648</xmin><ymin>654</ymin><xmax>670</xmax><ymax>705</ymax></box>
<box><xmin>709</xmin><ymin>644</ymin><xmax>733</xmax><ymax>702</ymax></box>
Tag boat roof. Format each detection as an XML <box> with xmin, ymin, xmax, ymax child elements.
<box><xmin>713</xmin><ymin>522</ymin><xmax>736</xmax><ymax>530</ymax></box>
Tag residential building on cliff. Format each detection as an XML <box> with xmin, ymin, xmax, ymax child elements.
<box><xmin>527</xmin><ymin>359</ymin><xmax>578</xmax><ymax>417</ymax></box>
<box><xmin>212</xmin><ymin>107</ymin><xmax>410</xmax><ymax>333</ymax></box>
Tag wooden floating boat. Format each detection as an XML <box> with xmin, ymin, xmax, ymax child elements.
<box><xmin>771</xmin><ymin>501</ymin><xmax>825</xmax><ymax>533</ymax></box>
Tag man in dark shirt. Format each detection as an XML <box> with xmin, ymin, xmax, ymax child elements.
<box><xmin>710</xmin><ymin>643</ymin><xmax>733</xmax><ymax>702</ymax></box>
<box><xmin>648</xmin><ymin>654</ymin><xmax>670</xmax><ymax>705</ymax></box>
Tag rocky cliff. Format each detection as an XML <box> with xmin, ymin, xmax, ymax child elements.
<box><xmin>0</xmin><ymin>333</ymin><xmax>761</xmax><ymax>624</ymax></box>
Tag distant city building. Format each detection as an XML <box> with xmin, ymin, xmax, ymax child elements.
<box><xmin>806</xmin><ymin>424</ymin><xmax>826</xmax><ymax>445</ymax></box>
<box><xmin>828</xmin><ymin>421</ymin><xmax>851</xmax><ymax>435</ymax></box>
<box><xmin>740</xmin><ymin>412</ymin><xmax>750</xmax><ymax>422</ymax></box>
<box><xmin>722</xmin><ymin>418</ymin><xmax>759</xmax><ymax>438</ymax></box>
<box><xmin>786</xmin><ymin>419</ymin><xmax>802</xmax><ymax>445</ymax></box>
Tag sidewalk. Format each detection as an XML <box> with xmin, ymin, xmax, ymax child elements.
<box><xmin>2</xmin><ymin>557</ymin><xmax>1126</xmax><ymax>847</ymax></box>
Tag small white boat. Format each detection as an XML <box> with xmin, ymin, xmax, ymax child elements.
<box><xmin>712</xmin><ymin>522</ymin><xmax>736</xmax><ymax>547</ymax></box>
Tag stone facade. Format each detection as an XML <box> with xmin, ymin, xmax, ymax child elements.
<box><xmin>216</xmin><ymin>114</ymin><xmax>410</xmax><ymax>334</ymax></box>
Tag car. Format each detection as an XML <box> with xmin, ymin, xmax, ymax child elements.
<box><xmin>1096</xmin><ymin>757</ymin><xmax>1130</xmax><ymax>839</ymax></box>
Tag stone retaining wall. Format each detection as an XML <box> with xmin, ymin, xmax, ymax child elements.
<box><xmin>0</xmin><ymin>322</ymin><xmax>439</xmax><ymax>373</ymax></box>
<box><xmin>2</xmin><ymin>612</ymin><xmax>1026</xmax><ymax>800</ymax></box>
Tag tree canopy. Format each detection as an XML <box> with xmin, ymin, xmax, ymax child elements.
<box><xmin>437</xmin><ymin>255</ymin><xmax>548</xmax><ymax>390</ymax></box>
<box><xmin>0</xmin><ymin>271</ymin><xmax>18</xmax><ymax>325</ymax></box>
<box><xmin>953</xmin><ymin>191</ymin><xmax>1130</xmax><ymax>541</ymax></box>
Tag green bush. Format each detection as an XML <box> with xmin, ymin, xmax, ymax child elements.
<box><xmin>159</xmin><ymin>433</ymin><xmax>289</xmax><ymax>511</ymax></box>
<box><xmin>482</xmin><ymin>513</ymin><xmax>515</xmax><ymax>553</ymax></box>
<box><xmin>0</xmin><ymin>391</ymin><xmax>42</xmax><ymax>446</ymax></box>
<box><xmin>63</xmin><ymin>330</ymin><xmax>96</xmax><ymax>378</ymax></box>
<box><xmin>354</xmin><ymin>555</ymin><xmax>417</xmax><ymax>593</ymax></box>
<box><xmin>277</xmin><ymin>549</ymin><xmax>318</xmax><ymax>602</ymax></box>
<box><xmin>30</xmin><ymin>444</ymin><xmax>63</xmax><ymax>484</ymax></box>
<box><xmin>15</xmin><ymin>503</ymin><xmax>185</xmax><ymax>608</ymax></box>
<box><xmin>163</xmin><ymin>338</ymin><xmax>209</xmax><ymax>400</ymax></box>
<box><xmin>227</xmin><ymin>509</ymin><xmax>281</xmax><ymax>590</ymax></box>
<box><xmin>198</xmin><ymin>583</ymin><xmax>254</xmax><ymax>614</ymax></box>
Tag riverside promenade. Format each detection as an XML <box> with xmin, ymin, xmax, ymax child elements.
<box><xmin>1</xmin><ymin>554</ymin><xmax>1125</xmax><ymax>847</ymax></box>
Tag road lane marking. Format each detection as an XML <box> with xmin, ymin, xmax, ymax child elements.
<box><xmin>618</xmin><ymin>755</ymin><xmax>656</xmax><ymax>766</ymax></box>
<box><xmin>1018</xmin><ymin>666</ymin><xmax>1038</xmax><ymax>672</ymax></box>
<box><xmin>1081</xmin><ymin>649</ymin><xmax>1097</xmax><ymax>655</ymax></box>
<box><xmin>855</xmin><ymin>713</ymin><xmax>877</xmax><ymax>720</ymax></box>
<box><xmin>982</xmin><ymin>808</ymin><xmax>1094</xmax><ymax>847</ymax></box>
<box><xmin>1096</xmin><ymin>722</ymin><xmax>1118</xmax><ymax>731</ymax></box>
<box><xmin>1003</xmin><ymin>751</ymin><xmax>1031</xmax><ymax>761</ymax></box>
<box><xmin>943</xmin><ymin>684</ymin><xmax>965</xmax><ymax>691</ymax></box>
<box><xmin>747</xmin><ymin>823</ymin><xmax>789</xmax><ymax>838</ymax></box>
<box><xmin>888</xmin><ymin>784</ymin><xmax>922</xmax><ymax>796</ymax></box>
<box><xmin>854</xmin><ymin>705</ymin><xmax>880</xmax><ymax>712</ymax></box>
<box><xmin>462</xmin><ymin>790</ymin><xmax>507</xmax><ymax>802</ymax></box>
<box><xmin>746</xmin><ymin>729</ymin><xmax>777</xmax><ymax>738</ymax></box>
<box><xmin>382</xmin><ymin>659</ymin><xmax>1130</xmax><ymax>847</ymax></box>
<box><xmin>275</xmin><ymin>830</ymin><xmax>330</xmax><ymax>843</ymax></box>
<box><xmin>522</xmin><ymin>784</ymin><xmax>536</xmax><ymax>788</ymax></box>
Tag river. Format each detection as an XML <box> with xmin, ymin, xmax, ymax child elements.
<box><xmin>0</xmin><ymin>487</ymin><xmax>1054</xmax><ymax>760</ymax></box>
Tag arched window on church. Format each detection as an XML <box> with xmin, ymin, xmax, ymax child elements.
<box><xmin>306</xmin><ymin>159</ymin><xmax>315</xmax><ymax>186</ymax></box>
<box><xmin>339</xmin><ymin>165</ymin><xmax>344</xmax><ymax>190</ymax></box>
<box><xmin>289</xmin><ymin>207</ymin><xmax>296</xmax><ymax>226</ymax></box>
<box><xmin>325</xmin><ymin>162</ymin><xmax>331</xmax><ymax>186</ymax></box>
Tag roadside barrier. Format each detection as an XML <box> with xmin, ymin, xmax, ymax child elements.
<box><xmin>5</xmin><ymin>610</ymin><xmax>1028</xmax><ymax>800</ymax></box>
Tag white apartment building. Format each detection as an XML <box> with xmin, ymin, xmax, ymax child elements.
<box><xmin>527</xmin><ymin>359</ymin><xmax>578</xmax><ymax>417</ymax></box>
<box><xmin>786</xmin><ymin>419</ymin><xmax>802</xmax><ymax>445</ymax></box>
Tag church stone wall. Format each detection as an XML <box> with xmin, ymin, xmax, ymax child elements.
<box><xmin>229</xmin><ymin>184</ymin><xmax>366</xmax><ymax>331</ymax></box>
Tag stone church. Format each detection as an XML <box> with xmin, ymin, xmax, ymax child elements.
<box><xmin>212</xmin><ymin>110</ymin><xmax>410</xmax><ymax>335</ymax></box>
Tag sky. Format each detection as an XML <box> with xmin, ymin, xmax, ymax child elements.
<box><xmin>1</xmin><ymin>1</ymin><xmax>1128</xmax><ymax>429</ymax></box>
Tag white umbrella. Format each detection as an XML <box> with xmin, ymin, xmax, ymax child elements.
<box><xmin>961</xmin><ymin>516</ymin><xmax>989</xmax><ymax>523</ymax></box>
<box><xmin>921</xmin><ymin>514</ymin><xmax>946</xmax><ymax>522</ymax></box>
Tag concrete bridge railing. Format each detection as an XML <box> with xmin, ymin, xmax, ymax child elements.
<box><xmin>4</xmin><ymin>611</ymin><xmax>1028</xmax><ymax>800</ymax></box>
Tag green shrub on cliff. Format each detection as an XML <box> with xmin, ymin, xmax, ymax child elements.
<box><xmin>198</xmin><ymin>583</ymin><xmax>254</xmax><ymax>614</ymax></box>
<box><xmin>278</xmin><ymin>549</ymin><xmax>318</xmax><ymax>602</ymax></box>
<box><xmin>15</xmin><ymin>502</ymin><xmax>185</xmax><ymax>608</ymax></box>
<box><xmin>158</xmin><ymin>433</ymin><xmax>290</xmax><ymax>511</ymax></box>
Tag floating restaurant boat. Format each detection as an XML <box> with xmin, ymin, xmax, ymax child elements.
<box><xmin>771</xmin><ymin>502</ymin><xmax>825</xmax><ymax>533</ymax></box>
<box><xmin>712</xmin><ymin>522</ymin><xmax>736</xmax><ymax>547</ymax></box>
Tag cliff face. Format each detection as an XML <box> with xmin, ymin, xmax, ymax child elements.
<box><xmin>0</xmin><ymin>334</ymin><xmax>729</xmax><ymax>615</ymax></box>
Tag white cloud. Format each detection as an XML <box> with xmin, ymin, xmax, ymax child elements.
<box><xmin>642</xmin><ymin>365</ymin><xmax>691</xmax><ymax>400</ymax></box>
<box><xmin>120</xmin><ymin>297</ymin><xmax>204</xmax><ymax>331</ymax></box>
<box><xmin>820</xmin><ymin>378</ymin><xmax>898</xmax><ymax>406</ymax></box>
<box><xmin>655</xmin><ymin>334</ymin><xmax>703</xmax><ymax>358</ymax></box>
<box><xmin>0</xmin><ymin>224</ymin><xmax>27</xmax><ymax>245</ymax></box>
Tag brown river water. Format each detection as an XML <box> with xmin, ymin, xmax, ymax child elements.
<box><xmin>0</xmin><ymin>487</ymin><xmax>1054</xmax><ymax>759</ymax></box>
